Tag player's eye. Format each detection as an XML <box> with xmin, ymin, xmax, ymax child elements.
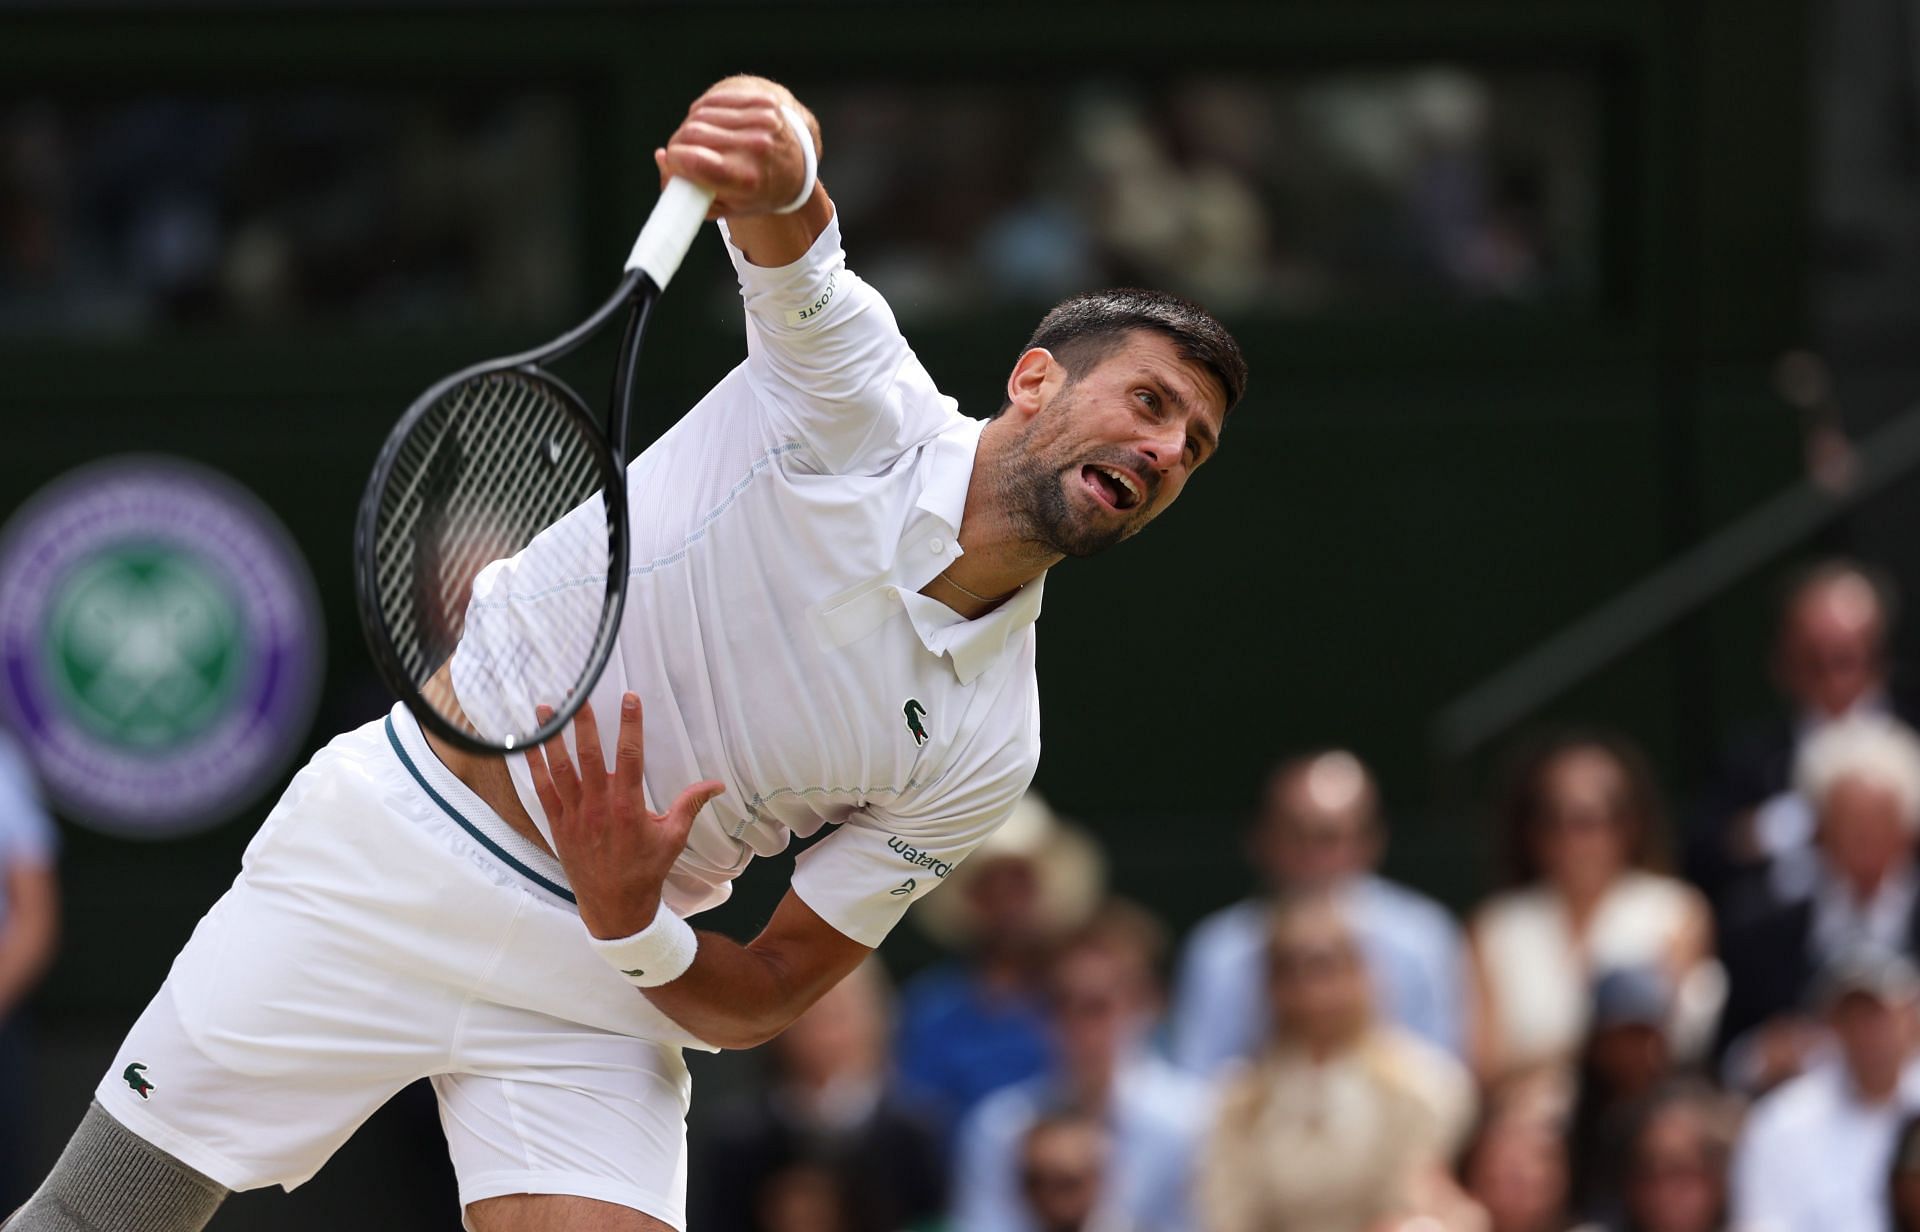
<box><xmin>1135</xmin><ymin>389</ymin><xmax>1159</xmax><ymax>413</ymax></box>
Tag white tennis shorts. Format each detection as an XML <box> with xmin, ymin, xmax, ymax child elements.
<box><xmin>93</xmin><ymin>705</ymin><xmax>713</xmax><ymax>1229</ymax></box>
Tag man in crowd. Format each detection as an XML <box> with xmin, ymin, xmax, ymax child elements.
<box><xmin>690</xmin><ymin>960</ymin><xmax>945</xmax><ymax>1232</ymax></box>
<box><xmin>0</xmin><ymin>728</ymin><xmax>58</xmax><ymax>1210</ymax></box>
<box><xmin>1718</xmin><ymin>715</ymin><xmax>1920</xmax><ymax>1085</ymax></box>
<box><xmin>1730</xmin><ymin>947</ymin><xmax>1920</xmax><ymax>1232</ymax></box>
<box><xmin>1015</xmin><ymin>1112</ymin><xmax>1124</xmax><ymax>1232</ymax></box>
<box><xmin>1695</xmin><ymin>560</ymin><xmax>1913</xmax><ymax>910</ymax></box>
<box><xmin>898</xmin><ymin>794</ymin><xmax>1106</xmax><ymax>1131</ymax></box>
<box><xmin>1171</xmin><ymin>749</ymin><xmax>1470</xmax><ymax>1072</ymax></box>
<box><xmin>953</xmin><ymin>902</ymin><xmax>1209</xmax><ymax>1232</ymax></box>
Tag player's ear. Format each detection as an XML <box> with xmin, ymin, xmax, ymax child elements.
<box><xmin>1005</xmin><ymin>347</ymin><xmax>1057</xmax><ymax>421</ymax></box>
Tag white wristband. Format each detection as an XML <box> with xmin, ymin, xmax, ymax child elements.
<box><xmin>588</xmin><ymin>908</ymin><xmax>698</xmax><ymax>988</ymax></box>
<box><xmin>774</xmin><ymin>104</ymin><xmax>818</xmax><ymax>214</ymax></box>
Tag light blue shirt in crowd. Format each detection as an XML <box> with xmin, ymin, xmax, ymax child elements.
<box><xmin>0</xmin><ymin>733</ymin><xmax>56</xmax><ymax>924</ymax></box>
<box><xmin>1169</xmin><ymin>874</ymin><xmax>1470</xmax><ymax>1073</ymax></box>
<box><xmin>951</xmin><ymin>1051</ymin><xmax>1211</xmax><ymax>1232</ymax></box>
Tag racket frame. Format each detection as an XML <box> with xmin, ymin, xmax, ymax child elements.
<box><xmin>354</xmin><ymin>269</ymin><xmax>661</xmax><ymax>755</ymax></box>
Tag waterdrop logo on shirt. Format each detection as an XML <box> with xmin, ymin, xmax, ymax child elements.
<box><xmin>0</xmin><ymin>457</ymin><xmax>322</xmax><ymax>837</ymax></box>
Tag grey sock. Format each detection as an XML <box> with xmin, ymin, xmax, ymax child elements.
<box><xmin>3</xmin><ymin>1102</ymin><xmax>228</xmax><ymax>1232</ymax></box>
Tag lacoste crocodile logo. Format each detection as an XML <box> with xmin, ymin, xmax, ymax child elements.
<box><xmin>124</xmin><ymin>1063</ymin><xmax>154</xmax><ymax>1099</ymax></box>
<box><xmin>903</xmin><ymin>699</ymin><xmax>929</xmax><ymax>747</ymax></box>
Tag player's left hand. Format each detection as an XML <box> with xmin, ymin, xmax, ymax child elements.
<box><xmin>525</xmin><ymin>694</ymin><xmax>725</xmax><ymax>940</ymax></box>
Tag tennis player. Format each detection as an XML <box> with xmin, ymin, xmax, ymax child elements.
<box><xmin>7</xmin><ymin>75</ymin><xmax>1245</xmax><ymax>1232</ymax></box>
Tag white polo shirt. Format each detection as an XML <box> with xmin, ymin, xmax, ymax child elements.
<box><xmin>451</xmin><ymin>211</ymin><xmax>1043</xmax><ymax>948</ymax></box>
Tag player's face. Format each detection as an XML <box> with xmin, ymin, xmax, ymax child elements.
<box><xmin>1012</xmin><ymin>332</ymin><xmax>1227</xmax><ymax>558</ymax></box>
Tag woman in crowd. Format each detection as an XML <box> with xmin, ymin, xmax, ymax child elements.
<box><xmin>1198</xmin><ymin>891</ymin><xmax>1476</xmax><ymax>1232</ymax></box>
<box><xmin>1566</xmin><ymin>967</ymin><xmax>1681</xmax><ymax>1221</ymax></box>
<box><xmin>1892</xmin><ymin>1113</ymin><xmax>1920</xmax><ymax>1232</ymax></box>
<box><xmin>1459</xmin><ymin>1100</ymin><xmax>1574</xmax><ymax>1232</ymax></box>
<box><xmin>1470</xmin><ymin>730</ymin><xmax>1721</xmax><ymax>1089</ymax></box>
<box><xmin>1574</xmin><ymin>1082</ymin><xmax>1739</xmax><ymax>1232</ymax></box>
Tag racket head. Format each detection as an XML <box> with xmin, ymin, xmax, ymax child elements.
<box><xmin>355</xmin><ymin>361</ymin><xmax>629</xmax><ymax>755</ymax></box>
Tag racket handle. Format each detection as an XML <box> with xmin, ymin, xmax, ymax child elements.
<box><xmin>626</xmin><ymin>177</ymin><xmax>717</xmax><ymax>290</ymax></box>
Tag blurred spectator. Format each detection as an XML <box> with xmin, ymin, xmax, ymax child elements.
<box><xmin>1016</xmin><ymin>1111</ymin><xmax>1128</xmax><ymax>1232</ymax></box>
<box><xmin>954</xmin><ymin>902</ymin><xmax>1208</xmax><ymax>1232</ymax></box>
<box><xmin>1460</xmin><ymin>1102</ymin><xmax>1576</xmax><ymax>1232</ymax></box>
<box><xmin>691</xmin><ymin>960</ymin><xmax>946</xmax><ymax>1232</ymax></box>
<box><xmin>1572</xmin><ymin>1082</ymin><xmax>1740</xmax><ymax>1232</ymax></box>
<box><xmin>1470</xmin><ymin>731</ymin><xmax>1720</xmax><ymax>1087</ymax></box>
<box><xmin>753</xmin><ymin>1162</ymin><xmax>852</xmax><ymax>1232</ymax></box>
<box><xmin>1197</xmin><ymin>892</ymin><xmax>1475</xmax><ymax>1232</ymax></box>
<box><xmin>1568</xmin><ymin>968</ymin><xmax>1684</xmax><ymax>1221</ymax></box>
<box><xmin>0</xmin><ymin>728</ymin><xmax>59</xmax><ymax>1209</ymax></box>
<box><xmin>1693</xmin><ymin>561</ymin><xmax>1915</xmax><ymax>910</ymax></box>
<box><xmin>1731</xmin><ymin>947</ymin><xmax>1920</xmax><ymax>1232</ymax></box>
<box><xmin>1717</xmin><ymin>716</ymin><xmax>1920</xmax><ymax>1086</ymax></box>
<box><xmin>901</xmin><ymin>793</ymin><xmax>1105</xmax><ymax>1129</ymax></box>
<box><xmin>1891</xmin><ymin>1113</ymin><xmax>1920</xmax><ymax>1232</ymax></box>
<box><xmin>1172</xmin><ymin>750</ymin><xmax>1471</xmax><ymax>1074</ymax></box>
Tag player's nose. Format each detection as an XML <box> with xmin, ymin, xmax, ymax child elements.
<box><xmin>1137</xmin><ymin>424</ymin><xmax>1185</xmax><ymax>475</ymax></box>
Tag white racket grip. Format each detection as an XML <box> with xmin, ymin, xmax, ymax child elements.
<box><xmin>625</xmin><ymin>176</ymin><xmax>716</xmax><ymax>289</ymax></box>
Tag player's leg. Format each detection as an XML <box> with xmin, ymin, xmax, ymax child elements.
<box><xmin>2</xmin><ymin>1102</ymin><xmax>226</xmax><ymax>1232</ymax></box>
<box><xmin>464</xmin><ymin>1194</ymin><xmax>676</xmax><ymax>1232</ymax></box>
<box><xmin>436</xmin><ymin>998</ymin><xmax>696</xmax><ymax>1232</ymax></box>
<box><xmin>13</xmin><ymin>711</ymin><xmax>512</xmax><ymax>1217</ymax></box>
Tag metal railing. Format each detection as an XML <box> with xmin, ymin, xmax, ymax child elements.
<box><xmin>1429</xmin><ymin>399</ymin><xmax>1920</xmax><ymax>765</ymax></box>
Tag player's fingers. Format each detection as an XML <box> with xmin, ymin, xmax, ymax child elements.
<box><xmin>525</xmin><ymin>706</ymin><xmax>566</xmax><ymax>821</ymax></box>
<box><xmin>692</xmin><ymin>84</ymin><xmax>786</xmax><ymax>113</ymax></box>
<box><xmin>685</xmin><ymin>101</ymin><xmax>782</xmax><ymax>133</ymax></box>
<box><xmin>654</xmin><ymin>147</ymin><xmax>669</xmax><ymax>190</ymax></box>
<box><xmin>572</xmin><ymin>701</ymin><xmax>606</xmax><ymax>781</ymax></box>
<box><xmin>614</xmin><ymin>692</ymin><xmax>646</xmax><ymax>794</ymax></box>
<box><xmin>539</xmin><ymin>716</ymin><xmax>580</xmax><ymax>807</ymax></box>
<box><xmin>673</xmin><ymin>119</ymin><xmax>779</xmax><ymax>164</ymax></box>
<box><xmin>524</xmin><ymin>743</ymin><xmax>564</xmax><ymax>825</ymax></box>
<box><xmin>663</xmin><ymin>142</ymin><xmax>763</xmax><ymax>197</ymax></box>
<box><xmin>664</xmin><ymin>780</ymin><xmax>726</xmax><ymax>837</ymax></box>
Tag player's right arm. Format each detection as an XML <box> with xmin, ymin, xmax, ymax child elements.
<box><xmin>524</xmin><ymin>696</ymin><xmax>872</xmax><ymax>1048</ymax></box>
<box><xmin>659</xmin><ymin>76</ymin><xmax>955</xmax><ymax>476</ymax></box>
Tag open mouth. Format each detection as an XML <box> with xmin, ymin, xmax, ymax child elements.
<box><xmin>1080</xmin><ymin>463</ymin><xmax>1143</xmax><ymax>512</ymax></box>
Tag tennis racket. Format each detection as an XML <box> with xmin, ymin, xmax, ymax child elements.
<box><xmin>355</xmin><ymin>176</ymin><xmax>714</xmax><ymax>755</ymax></box>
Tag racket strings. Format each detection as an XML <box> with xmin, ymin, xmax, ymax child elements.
<box><xmin>370</xmin><ymin>369</ymin><xmax>614</xmax><ymax>741</ymax></box>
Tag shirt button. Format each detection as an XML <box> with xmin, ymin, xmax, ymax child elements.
<box><xmin>928</xmin><ymin>536</ymin><xmax>946</xmax><ymax>554</ymax></box>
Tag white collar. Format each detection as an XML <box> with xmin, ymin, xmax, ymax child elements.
<box><xmin>899</xmin><ymin>416</ymin><xmax>1046</xmax><ymax>685</ymax></box>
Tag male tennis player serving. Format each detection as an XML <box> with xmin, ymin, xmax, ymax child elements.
<box><xmin>8</xmin><ymin>76</ymin><xmax>1244</xmax><ymax>1232</ymax></box>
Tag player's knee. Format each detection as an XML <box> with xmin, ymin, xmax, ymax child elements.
<box><xmin>3</xmin><ymin>1102</ymin><xmax>226</xmax><ymax>1232</ymax></box>
<box><xmin>465</xmin><ymin>1193</ymin><xmax>678</xmax><ymax>1232</ymax></box>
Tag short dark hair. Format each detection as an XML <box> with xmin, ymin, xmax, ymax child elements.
<box><xmin>1002</xmin><ymin>288</ymin><xmax>1247</xmax><ymax>415</ymax></box>
<box><xmin>1494</xmin><ymin>726</ymin><xmax>1672</xmax><ymax>886</ymax></box>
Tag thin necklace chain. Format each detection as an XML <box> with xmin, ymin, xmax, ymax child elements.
<box><xmin>938</xmin><ymin>568</ymin><xmax>1019</xmax><ymax>605</ymax></box>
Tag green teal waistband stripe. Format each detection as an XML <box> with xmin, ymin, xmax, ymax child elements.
<box><xmin>384</xmin><ymin>715</ymin><xmax>577</xmax><ymax>905</ymax></box>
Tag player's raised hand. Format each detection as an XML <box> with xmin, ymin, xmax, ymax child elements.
<box><xmin>525</xmin><ymin>694</ymin><xmax>724</xmax><ymax>940</ymax></box>
<box><xmin>655</xmin><ymin>76</ymin><xmax>821</xmax><ymax>220</ymax></box>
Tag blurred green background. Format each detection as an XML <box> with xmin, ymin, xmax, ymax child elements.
<box><xmin>5</xmin><ymin>0</ymin><xmax>1904</xmax><ymax>1224</ymax></box>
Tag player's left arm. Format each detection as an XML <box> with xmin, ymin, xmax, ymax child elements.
<box><xmin>641</xmin><ymin>889</ymin><xmax>871</xmax><ymax>1050</ymax></box>
<box><xmin>526</xmin><ymin>695</ymin><xmax>871</xmax><ymax>1049</ymax></box>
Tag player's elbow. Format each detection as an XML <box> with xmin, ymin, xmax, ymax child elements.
<box><xmin>706</xmin><ymin>1010</ymin><xmax>796</xmax><ymax>1052</ymax></box>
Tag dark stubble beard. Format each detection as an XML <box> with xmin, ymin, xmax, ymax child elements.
<box><xmin>1001</xmin><ymin>386</ymin><xmax>1151</xmax><ymax>559</ymax></box>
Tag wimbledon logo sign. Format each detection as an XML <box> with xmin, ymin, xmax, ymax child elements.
<box><xmin>0</xmin><ymin>458</ymin><xmax>322</xmax><ymax>837</ymax></box>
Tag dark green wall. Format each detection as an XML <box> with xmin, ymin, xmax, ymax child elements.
<box><xmin>0</xmin><ymin>0</ymin><xmax>1811</xmax><ymax>1006</ymax></box>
